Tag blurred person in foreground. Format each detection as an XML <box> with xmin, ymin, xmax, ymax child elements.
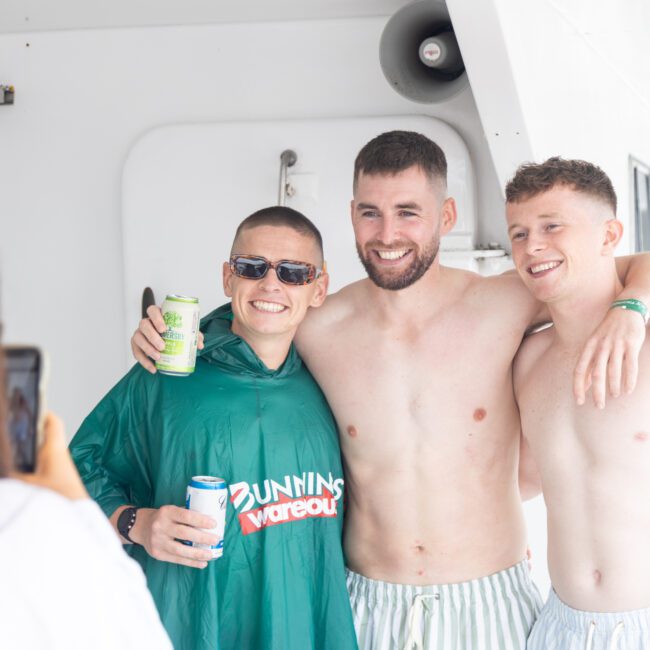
<box><xmin>0</xmin><ymin>348</ymin><xmax>171</xmax><ymax>650</ymax></box>
<box><xmin>507</xmin><ymin>158</ymin><xmax>650</xmax><ymax>650</ymax></box>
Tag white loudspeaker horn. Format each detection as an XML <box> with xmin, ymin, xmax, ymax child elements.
<box><xmin>379</xmin><ymin>0</ymin><xmax>468</xmax><ymax>104</ymax></box>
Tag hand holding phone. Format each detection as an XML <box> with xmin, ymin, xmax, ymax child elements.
<box><xmin>14</xmin><ymin>412</ymin><xmax>88</xmax><ymax>500</ymax></box>
<box><xmin>3</xmin><ymin>346</ymin><xmax>86</xmax><ymax>500</ymax></box>
<box><xmin>5</xmin><ymin>346</ymin><xmax>46</xmax><ymax>472</ymax></box>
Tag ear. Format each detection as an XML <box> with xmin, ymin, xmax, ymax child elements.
<box><xmin>309</xmin><ymin>271</ymin><xmax>329</xmax><ymax>308</ymax></box>
<box><xmin>440</xmin><ymin>197</ymin><xmax>458</xmax><ymax>235</ymax></box>
<box><xmin>222</xmin><ymin>261</ymin><xmax>233</xmax><ymax>297</ymax></box>
<box><xmin>602</xmin><ymin>219</ymin><xmax>623</xmax><ymax>255</ymax></box>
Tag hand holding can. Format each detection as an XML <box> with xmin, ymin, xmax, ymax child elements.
<box><xmin>156</xmin><ymin>295</ymin><xmax>200</xmax><ymax>376</ymax></box>
<box><xmin>185</xmin><ymin>476</ymin><xmax>227</xmax><ymax>559</ymax></box>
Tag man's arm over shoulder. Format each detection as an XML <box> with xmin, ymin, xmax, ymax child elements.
<box><xmin>496</xmin><ymin>253</ymin><xmax>650</xmax><ymax>407</ymax></box>
<box><xmin>615</xmin><ymin>253</ymin><xmax>650</xmax><ymax>307</ymax></box>
<box><xmin>572</xmin><ymin>253</ymin><xmax>650</xmax><ymax>407</ymax></box>
<box><xmin>131</xmin><ymin>304</ymin><xmax>206</xmax><ymax>374</ymax></box>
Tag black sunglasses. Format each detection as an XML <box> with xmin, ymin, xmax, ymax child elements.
<box><xmin>229</xmin><ymin>254</ymin><xmax>322</xmax><ymax>286</ymax></box>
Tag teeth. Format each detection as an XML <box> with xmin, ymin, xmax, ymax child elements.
<box><xmin>530</xmin><ymin>261</ymin><xmax>561</xmax><ymax>274</ymax></box>
<box><xmin>377</xmin><ymin>250</ymin><xmax>408</xmax><ymax>260</ymax></box>
<box><xmin>252</xmin><ymin>300</ymin><xmax>286</xmax><ymax>313</ymax></box>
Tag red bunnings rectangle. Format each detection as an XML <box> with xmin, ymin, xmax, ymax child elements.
<box><xmin>238</xmin><ymin>490</ymin><xmax>337</xmax><ymax>535</ymax></box>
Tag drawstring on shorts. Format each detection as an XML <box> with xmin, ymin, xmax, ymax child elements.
<box><xmin>609</xmin><ymin>621</ymin><xmax>625</xmax><ymax>650</ymax></box>
<box><xmin>403</xmin><ymin>594</ymin><xmax>438</xmax><ymax>650</ymax></box>
<box><xmin>584</xmin><ymin>620</ymin><xmax>625</xmax><ymax>650</ymax></box>
<box><xmin>585</xmin><ymin>621</ymin><xmax>596</xmax><ymax>650</ymax></box>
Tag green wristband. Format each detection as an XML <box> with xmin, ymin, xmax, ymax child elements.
<box><xmin>610</xmin><ymin>298</ymin><xmax>649</xmax><ymax>324</ymax></box>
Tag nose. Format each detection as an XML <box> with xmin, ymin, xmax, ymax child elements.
<box><xmin>526</xmin><ymin>232</ymin><xmax>547</xmax><ymax>255</ymax></box>
<box><xmin>377</xmin><ymin>215</ymin><xmax>399</xmax><ymax>244</ymax></box>
<box><xmin>258</xmin><ymin>267</ymin><xmax>283</xmax><ymax>292</ymax></box>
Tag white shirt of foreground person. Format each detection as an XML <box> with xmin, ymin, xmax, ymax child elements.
<box><xmin>0</xmin><ymin>479</ymin><xmax>172</xmax><ymax>650</ymax></box>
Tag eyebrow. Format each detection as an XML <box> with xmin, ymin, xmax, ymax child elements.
<box><xmin>356</xmin><ymin>202</ymin><xmax>423</xmax><ymax>211</ymax></box>
<box><xmin>507</xmin><ymin>212</ymin><xmax>561</xmax><ymax>234</ymax></box>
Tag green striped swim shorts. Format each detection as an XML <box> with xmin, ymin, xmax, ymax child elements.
<box><xmin>346</xmin><ymin>558</ymin><xmax>542</xmax><ymax>650</ymax></box>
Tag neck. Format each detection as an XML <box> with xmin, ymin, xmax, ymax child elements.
<box><xmin>366</xmin><ymin>259</ymin><xmax>453</xmax><ymax>321</ymax></box>
<box><xmin>230</xmin><ymin>321</ymin><xmax>293</xmax><ymax>370</ymax></box>
<box><xmin>548</xmin><ymin>265</ymin><xmax>623</xmax><ymax>346</ymax></box>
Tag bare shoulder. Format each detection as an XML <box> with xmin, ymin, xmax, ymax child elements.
<box><xmin>421</xmin><ymin>265</ymin><xmax>481</xmax><ymax>303</ymax></box>
<box><xmin>296</xmin><ymin>280</ymin><xmax>366</xmax><ymax>349</ymax></box>
<box><xmin>306</xmin><ymin>280</ymin><xmax>365</xmax><ymax>327</ymax></box>
<box><xmin>462</xmin><ymin>269</ymin><xmax>533</xmax><ymax>304</ymax></box>
<box><xmin>460</xmin><ymin>269</ymin><xmax>544</xmax><ymax>329</ymax></box>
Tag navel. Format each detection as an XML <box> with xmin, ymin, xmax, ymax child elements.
<box><xmin>593</xmin><ymin>569</ymin><xmax>602</xmax><ymax>586</ymax></box>
<box><xmin>634</xmin><ymin>432</ymin><xmax>649</xmax><ymax>442</ymax></box>
<box><xmin>347</xmin><ymin>425</ymin><xmax>358</xmax><ymax>438</ymax></box>
<box><xmin>473</xmin><ymin>408</ymin><xmax>487</xmax><ymax>422</ymax></box>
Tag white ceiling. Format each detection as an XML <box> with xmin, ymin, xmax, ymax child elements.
<box><xmin>0</xmin><ymin>0</ymin><xmax>412</xmax><ymax>34</ymax></box>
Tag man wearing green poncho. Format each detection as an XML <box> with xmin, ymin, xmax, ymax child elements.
<box><xmin>70</xmin><ymin>207</ymin><xmax>358</xmax><ymax>650</ymax></box>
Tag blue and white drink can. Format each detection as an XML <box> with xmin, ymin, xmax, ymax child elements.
<box><xmin>185</xmin><ymin>476</ymin><xmax>228</xmax><ymax>559</ymax></box>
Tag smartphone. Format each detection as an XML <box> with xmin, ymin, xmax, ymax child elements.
<box><xmin>4</xmin><ymin>346</ymin><xmax>47</xmax><ymax>472</ymax></box>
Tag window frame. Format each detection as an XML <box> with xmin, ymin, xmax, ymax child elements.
<box><xmin>631</xmin><ymin>157</ymin><xmax>650</xmax><ymax>252</ymax></box>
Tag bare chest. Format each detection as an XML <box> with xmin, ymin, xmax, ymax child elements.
<box><xmin>518</xmin><ymin>345</ymin><xmax>650</xmax><ymax>467</ymax></box>
<box><xmin>303</xmin><ymin>315</ymin><xmax>522</xmax><ymax>464</ymax></box>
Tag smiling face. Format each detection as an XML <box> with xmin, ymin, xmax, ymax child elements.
<box><xmin>223</xmin><ymin>224</ymin><xmax>328</xmax><ymax>342</ymax></box>
<box><xmin>351</xmin><ymin>165</ymin><xmax>456</xmax><ymax>290</ymax></box>
<box><xmin>506</xmin><ymin>185</ymin><xmax>620</xmax><ymax>303</ymax></box>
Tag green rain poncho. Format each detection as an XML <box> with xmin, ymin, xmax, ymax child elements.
<box><xmin>71</xmin><ymin>305</ymin><xmax>358</xmax><ymax>650</ymax></box>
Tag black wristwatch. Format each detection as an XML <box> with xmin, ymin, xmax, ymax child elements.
<box><xmin>117</xmin><ymin>506</ymin><xmax>140</xmax><ymax>544</ymax></box>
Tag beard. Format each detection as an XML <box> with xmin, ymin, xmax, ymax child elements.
<box><xmin>356</xmin><ymin>238</ymin><xmax>440</xmax><ymax>290</ymax></box>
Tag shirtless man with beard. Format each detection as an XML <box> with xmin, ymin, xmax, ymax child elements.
<box><xmin>131</xmin><ymin>131</ymin><xmax>650</xmax><ymax>649</ymax></box>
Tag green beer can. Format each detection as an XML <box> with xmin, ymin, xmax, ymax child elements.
<box><xmin>156</xmin><ymin>294</ymin><xmax>200</xmax><ymax>376</ymax></box>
